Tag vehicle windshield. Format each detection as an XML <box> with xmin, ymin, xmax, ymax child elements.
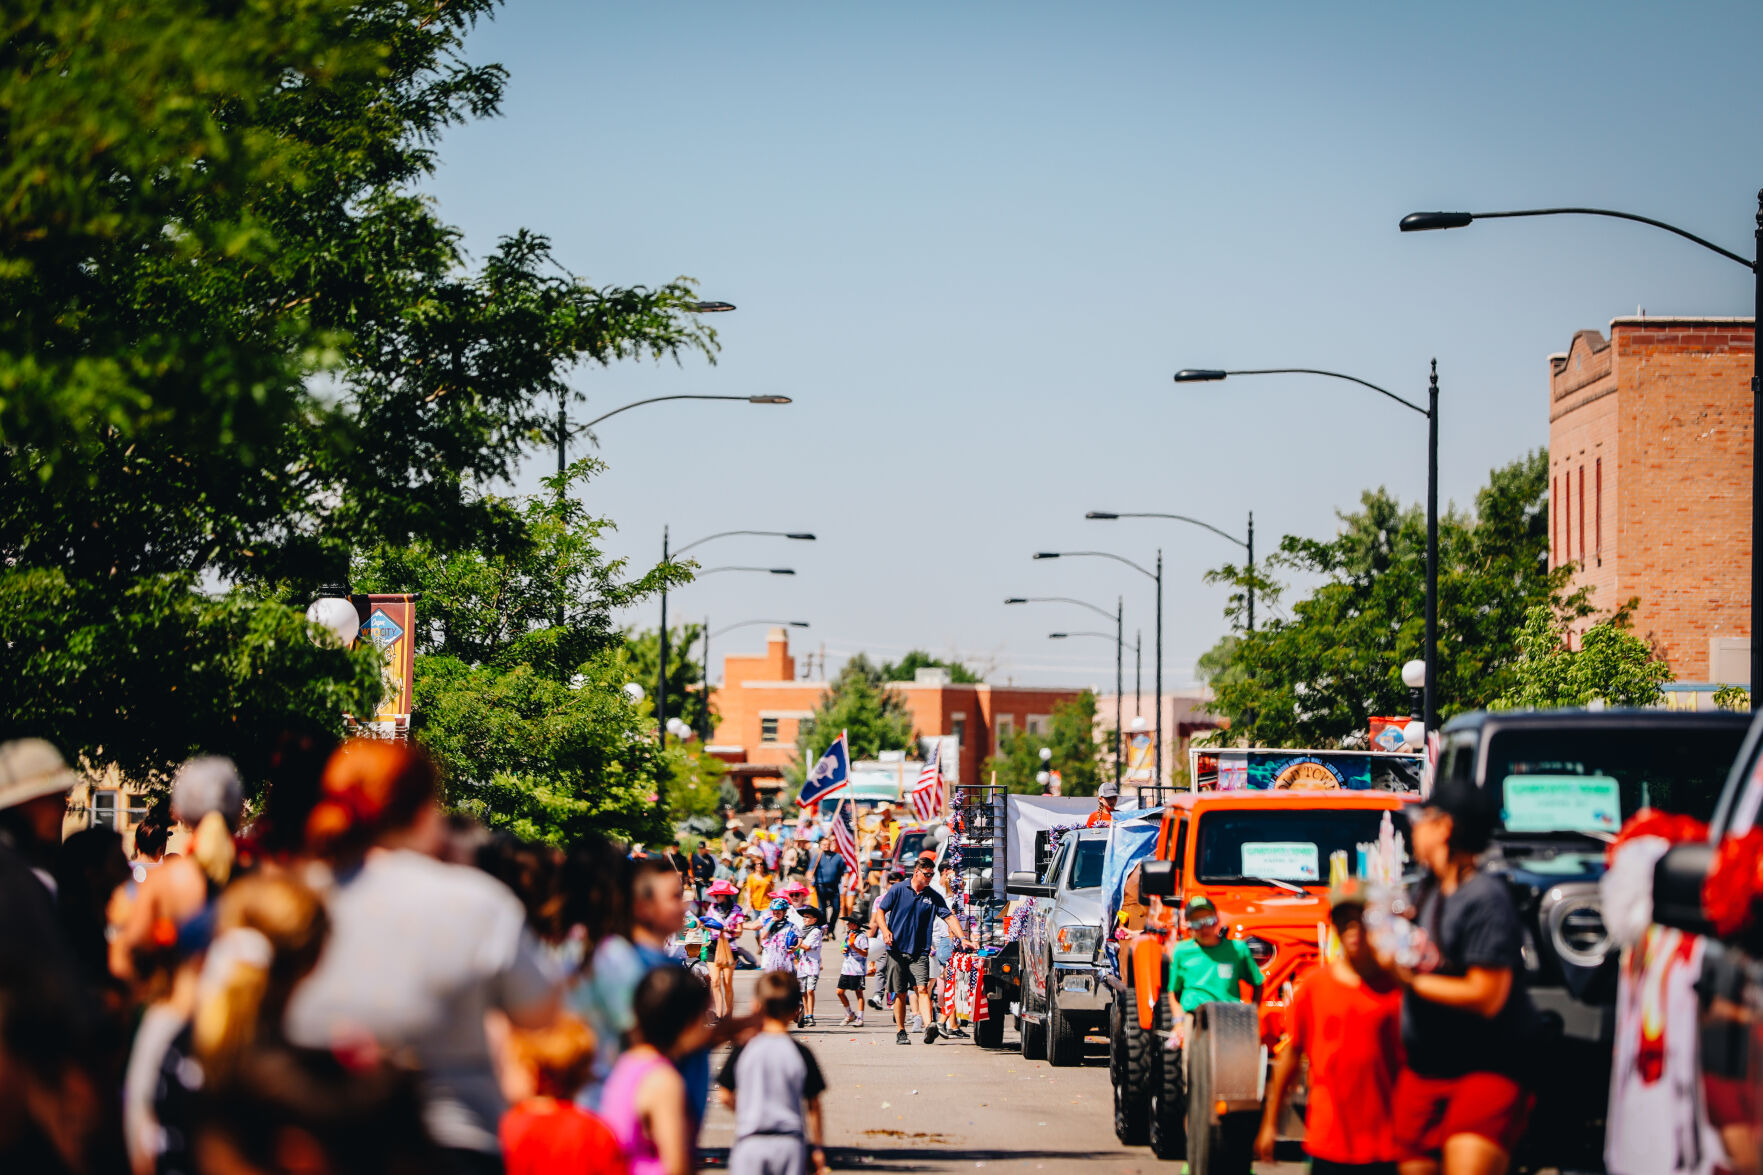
<box><xmin>1069</xmin><ymin>839</ymin><xmax>1107</xmax><ymax>890</ymax></box>
<box><xmin>1195</xmin><ymin>809</ymin><xmax>1409</xmax><ymax>885</ymax></box>
<box><xmin>1484</xmin><ymin>725</ymin><xmax>1744</xmax><ymax>836</ymax></box>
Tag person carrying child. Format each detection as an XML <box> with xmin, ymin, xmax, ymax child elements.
<box><xmin>1257</xmin><ymin>878</ymin><xmax>1403</xmax><ymax>1175</ymax></box>
<box><xmin>600</xmin><ymin>967</ymin><xmax>713</xmax><ymax>1175</ymax></box>
<box><xmin>716</xmin><ymin>970</ymin><xmax>830</xmax><ymax>1175</ymax></box>
<box><xmin>794</xmin><ymin>905</ymin><xmax>825</xmax><ymax>1027</ymax></box>
<box><xmin>501</xmin><ymin>1016</ymin><xmax>627</xmax><ymax>1175</ymax></box>
<box><xmin>836</xmin><ymin>924</ymin><xmax>870</xmax><ymax>1027</ymax></box>
<box><xmin>1165</xmin><ymin>895</ymin><xmax>1263</xmax><ymax>1049</ymax></box>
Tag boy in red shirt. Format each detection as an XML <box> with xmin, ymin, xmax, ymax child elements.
<box><xmin>500</xmin><ymin>1016</ymin><xmax>626</xmax><ymax>1175</ymax></box>
<box><xmin>1256</xmin><ymin>879</ymin><xmax>1403</xmax><ymax>1175</ymax></box>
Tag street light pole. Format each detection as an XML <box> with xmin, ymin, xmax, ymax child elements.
<box><xmin>1175</xmin><ymin>366</ymin><xmax>1438</xmax><ymax>731</ymax></box>
<box><xmin>1004</xmin><ymin>593</ymin><xmax>1124</xmax><ymax>784</ymax></box>
<box><xmin>656</xmin><ymin>530</ymin><xmax>814</xmax><ymax>750</ymax></box>
<box><xmin>1086</xmin><ymin>510</ymin><xmax>1256</xmax><ymax>633</ymax></box>
<box><xmin>1033</xmin><ymin>549</ymin><xmax>1163</xmax><ymax>793</ymax></box>
<box><xmin>1401</xmin><ymin>197</ymin><xmax>1760</xmax><ymax>701</ymax></box>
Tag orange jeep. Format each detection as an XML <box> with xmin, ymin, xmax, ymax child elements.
<box><xmin>1107</xmin><ymin>789</ymin><xmax>1414</xmax><ymax>1173</ymax></box>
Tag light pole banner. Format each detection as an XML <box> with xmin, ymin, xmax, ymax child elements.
<box><xmin>358</xmin><ymin>594</ymin><xmax>417</xmax><ymax>725</ymax></box>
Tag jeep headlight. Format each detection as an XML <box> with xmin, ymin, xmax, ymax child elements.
<box><xmin>1055</xmin><ymin>924</ymin><xmax>1100</xmax><ymax>957</ymax></box>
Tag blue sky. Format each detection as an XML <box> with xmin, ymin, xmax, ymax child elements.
<box><xmin>426</xmin><ymin>1</ymin><xmax>1762</xmax><ymax>687</ymax></box>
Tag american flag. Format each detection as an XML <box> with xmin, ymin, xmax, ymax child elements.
<box><xmin>831</xmin><ymin>798</ymin><xmax>860</xmax><ymax>873</ymax></box>
<box><xmin>909</xmin><ymin>742</ymin><xmax>944</xmax><ymax>824</ymax></box>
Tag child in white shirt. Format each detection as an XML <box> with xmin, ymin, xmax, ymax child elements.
<box><xmin>795</xmin><ymin>905</ymin><xmax>825</xmax><ymax>1027</ymax></box>
<box><xmin>836</xmin><ymin>925</ymin><xmax>870</xmax><ymax>1027</ymax></box>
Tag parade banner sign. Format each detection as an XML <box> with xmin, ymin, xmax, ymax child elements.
<box><xmin>359</xmin><ymin>593</ymin><xmax>417</xmax><ymax>727</ymax></box>
<box><xmin>1190</xmin><ymin>747</ymin><xmax>1423</xmax><ymax>793</ymax></box>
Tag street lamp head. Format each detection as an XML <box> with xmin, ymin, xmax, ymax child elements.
<box><xmin>1033</xmin><ymin>552</ymin><xmax>1061</xmax><ymax>560</ymax></box>
<box><xmin>769</xmin><ymin>568</ymin><xmax>796</xmax><ymax>575</ymax></box>
<box><xmin>1004</xmin><ymin>597</ymin><xmax>1028</xmax><ymax>605</ymax></box>
<box><xmin>1049</xmin><ymin>632</ymin><xmax>1070</xmax><ymax>639</ymax></box>
<box><xmin>1398</xmin><ymin>211</ymin><xmax>1474</xmax><ymax>232</ymax></box>
<box><xmin>689</xmin><ymin>300</ymin><xmax>737</xmax><ymax>312</ymax></box>
<box><xmin>1401</xmin><ymin>659</ymin><xmax>1428</xmax><ymax>690</ymax></box>
<box><xmin>1085</xmin><ymin>511</ymin><xmax>1119</xmax><ymax>520</ymax></box>
<box><xmin>1039</xmin><ymin>746</ymin><xmax>1052</xmax><ymax>763</ymax></box>
<box><xmin>785</xmin><ymin>533</ymin><xmax>816</xmax><ymax>541</ymax></box>
<box><xmin>748</xmin><ymin>395</ymin><xmax>792</xmax><ymax>404</ymax></box>
<box><xmin>787</xmin><ymin>620</ymin><xmax>810</xmax><ymax>628</ymax></box>
<box><xmin>1172</xmin><ymin>369</ymin><xmax>1228</xmax><ymax>383</ymax></box>
<box><xmin>623</xmin><ymin>682</ymin><xmax>646</xmax><ymax>704</ymax></box>
<box><xmin>305</xmin><ymin>587</ymin><xmax>359</xmax><ymax>649</ymax></box>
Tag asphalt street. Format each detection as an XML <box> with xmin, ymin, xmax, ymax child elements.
<box><xmin>698</xmin><ymin>936</ymin><xmax>1308</xmax><ymax>1174</ymax></box>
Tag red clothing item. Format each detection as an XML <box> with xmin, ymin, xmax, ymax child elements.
<box><xmin>500</xmin><ymin>1097</ymin><xmax>626</xmax><ymax>1175</ymax></box>
<box><xmin>1085</xmin><ymin>808</ymin><xmax>1112</xmax><ymax>827</ymax></box>
<box><xmin>1391</xmin><ymin>1069</ymin><xmax>1532</xmax><ymax>1159</ymax></box>
<box><xmin>1290</xmin><ymin>963</ymin><xmax>1404</xmax><ymax>1163</ymax></box>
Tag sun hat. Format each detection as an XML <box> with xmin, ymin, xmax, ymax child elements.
<box><xmin>786</xmin><ymin>880</ymin><xmax>809</xmax><ymax>896</ymax></box>
<box><xmin>708</xmin><ymin>879</ymin><xmax>738</xmax><ymax>897</ymax></box>
<box><xmin>0</xmin><ymin>739</ymin><xmax>79</xmax><ymax>812</ymax></box>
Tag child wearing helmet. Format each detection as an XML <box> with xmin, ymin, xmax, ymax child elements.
<box><xmin>759</xmin><ymin>897</ymin><xmax>802</xmax><ymax>974</ymax></box>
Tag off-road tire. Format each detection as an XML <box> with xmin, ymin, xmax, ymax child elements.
<box><xmin>1148</xmin><ymin>997</ymin><xmax>1187</xmax><ymax>1160</ymax></box>
<box><xmin>1108</xmin><ymin>997</ymin><xmax>1128</xmax><ymax>1086</ymax></box>
<box><xmin>973</xmin><ymin>990</ymin><xmax>1005</xmax><ymax>1049</ymax></box>
<box><xmin>1018</xmin><ymin>987</ymin><xmax>1046</xmax><ymax>1060</ymax></box>
<box><xmin>1113</xmin><ymin>993</ymin><xmax>1152</xmax><ymax>1146</ymax></box>
<box><xmin>1046</xmin><ymin>981</ymin><xmax>1082</xmax><ymax>1067</ymax></box>
<box><xmin>1185</xmin><ymin>1018</ymin><xmax>1252</xmax><ymax>1175</ymax></box>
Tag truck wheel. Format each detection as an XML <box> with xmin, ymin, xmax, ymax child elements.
<box><xmin>1108</xmin><ymin>997</ymin><xmax>1128</xmax><ymax>1086</ymax></box>
<box><xmin>973</xmin><ymin>988</ymin><xmax>1005</xmax><ymax>1049</ymax></box>
<box><xmin>1113</xmin><ymin>995</ymin><xmax>1152</xmax><ymax>1146</ymax></box>
<box><xmin>1185</xmin><ymin>1018</ymin><xmax>1252</xmax><ymax>1175</ymax></box>
<box><xmin>1148</xmin><ymin>997</ymin><xmax>1186</xmax><ymax>1160</ymax></box>
<box><xmin>1046</xmin><ymin>983</ymin><xmax>1082</xmax><ymax>1067</ymax></box>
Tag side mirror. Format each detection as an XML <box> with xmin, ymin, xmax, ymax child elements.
<box><xmin>1140</xmin><ymin>859</ymin><xmax>1177</xmax><ymax>898</ymax></box>
<box><xmin>1006</xmin><ymin>871</ymin><xmax>1054</xmax><ymax>899</ymax></box>
<box><xmin>1652</xmin><ymin>841</ymin><xmax>1716</xmax><ymax>938</ymax></box>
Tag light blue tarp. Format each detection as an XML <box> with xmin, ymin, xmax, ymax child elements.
<box><xmin>1100</xmin><ymin>806</ymin><xmax>1163</xmax><ymax>976</ymax></box>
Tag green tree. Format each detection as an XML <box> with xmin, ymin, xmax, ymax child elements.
<box><xmin>881</xmin><ymin>650</ymin><xmax>982</xmax><ymax>684</ymax></box>
<box><xmin>1714</xmin><ymin>684</ymin><xmax>1751</xmax><ymax>711</ymax></box>
<box><xmin>1200</xmin><ymin>452</ymin><xmax>1588</xmax><ymax>745</ymax></box>
<box><xmin>2</xmin><ymin>0</ymin><xmax>715</xmax><ymax>781</ymax></box>
<box><xmin>1493</xmin><ymin>605</ymin><xmax>1672</xmax><ymax>710</ymax></box>
<box><xmin>984</xmin><ymin>691</ymin><xmax>1108</xmax><ymax>796</ymax></box>
<box><xmin>354</xmin><ymin>464</ymin><xmax>688</xmax><ymax>846</ymax></box>
<box><xmin>790</xmin><ymin>655</ymin><xmax>917</xmax><ymax>783</ymax></box>
<box><xmin>621</xmin><ymin>626</ymin><xmax>711</xmax><ymax>736</ymax></box>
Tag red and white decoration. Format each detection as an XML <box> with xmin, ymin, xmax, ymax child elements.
<box><xmin>910</xmin><ymin>743</ymin><xmax>945</xmax><ymax>824</ymax></box>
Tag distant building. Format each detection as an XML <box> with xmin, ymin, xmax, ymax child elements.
<box><xmin>1548</xmin><ymin>316</ymin><xmax>1753</xmax><ymax>688</ymax></box>
<box><xmin>707</xmin><ymin>628</ymin><xmax>1088</xmax><ymax>801</ymax></box>
<box><xmin>1090</xmin><ymin>690</ymin><xmax>1222</xmax><ymax>785</ymax></box>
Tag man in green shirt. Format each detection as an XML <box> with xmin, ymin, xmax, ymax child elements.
<box><xmin>1165</xmin><ymin>896</ymin><xmax>1263</xmax><ymax>1049</ymax></box>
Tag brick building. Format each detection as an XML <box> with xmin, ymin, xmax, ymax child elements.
<box><xmin>1548</xmin><ymin>316</ymin><xmax>1754</xmax><ymax>684</ymax></box>
<box><xmin>708</xmin><ymin>627</ymin><xmax>1089</xmax><ymax>789</ymax></box>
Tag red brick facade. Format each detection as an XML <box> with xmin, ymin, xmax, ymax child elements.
<box><xmin>708</xmin><ymin>628</ymin><xmax>1086</xmax><ymax>785</ymax></box>
<box><xmin>1548</xmin><ymin>317</ymin><xmax>1754</xmax><ymax>682</ymax></box>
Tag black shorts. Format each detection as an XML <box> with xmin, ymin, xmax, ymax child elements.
<box><xmin>837</xmin><ymin>974</ymin><xmax>866</xmax><ymax>992</ymax></box>
<box><xmin>886</xmin><ymin>949</ymin><xmax>932</xmax><ymax>995</ymax></box>
<box><xmin>1311</xmin><ymin>1162</ymin><xmax>1396</xmax><ymax>1175</ymax></box>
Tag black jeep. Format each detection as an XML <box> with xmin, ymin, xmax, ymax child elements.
<box><xmin>1434</xmin><ymin>708</ymin><xmax>1750</xmax><ymax>1166</ymax></box>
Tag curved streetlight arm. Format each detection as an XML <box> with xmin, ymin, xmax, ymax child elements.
<box><xmin>1184</xmin><ymin>368</ymin><xmax>1427</xmax><ymax>418</ymax></box>
<box><xmin>572</xmin><ymin>394</ymin><xmax>792</xmax><ymax>436</ymax></box>
<box><xmin>1004</xmin><ymin>596</ymin><xmax>1116</xmax><ymax>622</ymax></box>
<box><xmin>694</xmin><ymin>566</ymin><xmax>797</xmax><ymax>577</ymax></box>
<box><xmin>710</xmin><ymin>619</ymin><xmax>809</xmax><ymax>639</ymax></box>
<box><xmin>1401</xmin><ymin>208</ymin><xmax>1754</xmax><ymax>271</ymax></box>
<box><xmin>674</xmin><ymin>529</ymin><xmax>816</xmax><ymax>557</ymax></box>
<box><xmin>1048</xmin><ymin>631</ymin><xmax>1116</xmax><ymax>643</ymax></box>
<box><xmin>1034</xmin><ymin>550</ymin><xmax>1156</xmax><ymax>582</ymax></box>
<box><xmin>1087</xmin><ymin>512</ymin><xmax>1246</xmax><ymax>549</ymax></box>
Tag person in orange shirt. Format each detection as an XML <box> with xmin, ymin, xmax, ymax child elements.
<box><xmin>1084</xmin><ymin>781</ymin><xmax>1119</xmax><ymax>827</ymax></box>
<box><xmin>1257</xmin><ymin>879</ymin><xmax>1403</xmax><ymax>1175</ymax></box>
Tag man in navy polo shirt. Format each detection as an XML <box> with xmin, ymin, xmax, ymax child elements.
<box><xmin>873</xmin><ymin>857</ymin><xmax>972</xmax><ymax>1045</ymax></box>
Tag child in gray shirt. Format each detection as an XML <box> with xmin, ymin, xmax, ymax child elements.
<box><xmin>715</xmin><ymin>970</ymin><xmax>828</xmax><ymax>1175</ymax></box>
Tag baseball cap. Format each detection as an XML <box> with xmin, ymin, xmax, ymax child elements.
<box><xmin>1098</xmin><ymin>780</ymin><xmax>1120</xmax><ymax>800</ymax></box>
<box><xmin>1183</xmin><ymin>895</ymin><xmax>1218</xmax><ymax>922</ymax></box>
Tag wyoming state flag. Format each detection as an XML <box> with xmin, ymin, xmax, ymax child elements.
<box><xmin>797</xmin><ymin>731</ymin><xmax>850</xmax><ymax>809</ymax></box>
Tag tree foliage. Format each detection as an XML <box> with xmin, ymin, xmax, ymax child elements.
<box><xmin>2</xmin><ymin>0</ymin><xmax>714</xmax><ymax>784</ymax></box>
<box><xmin>984</xmin><ymin>691</ymin><xmax>1108</xmax><ymax>797</ymax></box>
<box><xmin>621</xmin><ymin>626</ymin><xmax>710</xmax><ymax>737</ymax></box>
<box><xmin>1492</xmin><ymin>605</ymin><xmax>1672</xmax><ymax>710</ymax></box>
<box><xmin>790</xmin><ymin>655</ymin><xmax>917</xmax><ymax>783</ymax></box>
<box><xmin>1200</xmin><ymin>452</ymin><xmax>1588</xmax><ymax>745</ymax></box>
<box><xmin>880</xmin><ymin>650</ymin><xmax>981</xmax><ymax>684</ymax></box>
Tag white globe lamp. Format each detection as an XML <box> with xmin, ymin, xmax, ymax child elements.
<box><xmin>305</xmin><ymin>587</ymin><xmax>359</xmax><ymax>648</ymax></box>
<box><xmin>1401</xmin><ymin>659</ymin><xmax>1427</xmax><ymax>690</ymax></box>
<box><xmin>623</xmin><ymin>682</ymin><xmax>646</xmax><ymax>704</ymax></box>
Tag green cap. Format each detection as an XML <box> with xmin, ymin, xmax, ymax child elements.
<box><xmin>1183</xmin><ymin>895</ymin><xmax>1218</xmax><ymax>921</ymax></box>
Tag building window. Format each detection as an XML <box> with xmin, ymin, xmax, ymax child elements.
<box><xmin>760</xmin><ymin>718</ymin><xmax>779</xmax><ymax>743</ymax></box>
<box><xmin>90</xmin><ymin>789</ymin><xmax>118</xmax><ymax>830</ymax></box>
<box><xmin>1563</xmin><ymin>472</ymin><xmax>1571</xmax><ymax>563</ymax></box>
<box><xmin>1025</xmin><ymin>714</ymin><xmax>1050</xmax><ymax>737</ymax></box>
<box><xmin>995</xmin><ymin>715</ymin><xmax>1014</xmax><ymax>744</ymax></box>
<box><xmin>1595</xmin><ymin>458</ymin><xmax>1602</xmax><ymax>564</ymax></box>
<box><xmin>951</xmin><ymin>717</ymin><xmax>966</xmax><ymax>746</ymax></box>
<box><xmin>1578</xmin><ymin>465</ymin><xmax>1586</xmax><ymax>564</ymax></box>
<box><xmin>1551</xmin><ymin>474</ymin><xmax>1559</xmax><ymax>564</ymax></box>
